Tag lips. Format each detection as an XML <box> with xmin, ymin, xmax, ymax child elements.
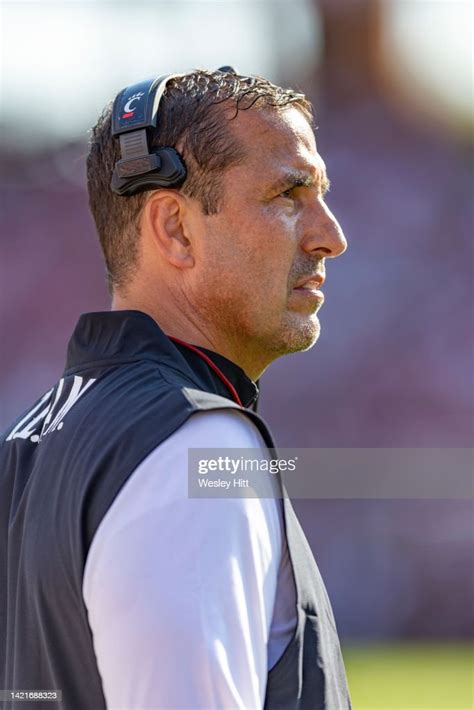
<box><xmin>294</xmin><ymin>274</ymin><xmax>325</xmax><ymax>290</ymax></box>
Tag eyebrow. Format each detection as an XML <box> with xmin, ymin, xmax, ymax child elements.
<box><xmin>269</xmin><ymin>169</ymin><xmax>331</xmax><ymax>195</ymax></box>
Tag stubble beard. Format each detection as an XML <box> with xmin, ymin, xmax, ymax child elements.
<box><xmin>195</xmin><ymin>288</ymin><xmax>321</xmax><ymax>372</ymax></box>
<box><xmin>271</xmin><ymin>310</ymin><xmax>321</xmax><ymax>356</ymax></box>
<box><xmin>246</xmin><ymin>309</ymin><xmax>321</xmax><ymax>365</ymax></box>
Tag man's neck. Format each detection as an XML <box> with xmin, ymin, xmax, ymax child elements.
<box><xmin>111</xmin><ymin>296</ymin><xmax>268</xmax><ymax>381</ymax></box>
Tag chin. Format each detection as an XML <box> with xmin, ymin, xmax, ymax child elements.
<box><xmin>273</xmin><ymin>315</ymin><xmax>321</xmax><ymax>356</ymax></box>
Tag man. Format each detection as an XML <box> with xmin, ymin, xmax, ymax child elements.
<box><xmin>1</xmin><ymin>69</ymin><xmax>350</xmax><ymax>709</ymax></box>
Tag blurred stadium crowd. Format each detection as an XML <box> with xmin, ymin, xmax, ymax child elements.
<box><xmin>1</xmin><ymin>0</ymin><xmax>472</xmax><ymax>642</ymax></box>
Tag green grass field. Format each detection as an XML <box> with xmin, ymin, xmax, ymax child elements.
<box><xmin>342</xmin><ymin>642</ymin><xmax>474</xmax><ymax>710</ymax></box>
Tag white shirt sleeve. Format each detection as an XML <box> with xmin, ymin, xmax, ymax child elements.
<box><xmin>82</xmin><ymin>410</ymin><xmax>283</xmax><ymax>710</ymax></box>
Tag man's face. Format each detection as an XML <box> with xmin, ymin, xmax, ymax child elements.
<box><xmin>187</xmin><ymin>105</ymin><xmax>347</xmax><ymax>375</ymax></box>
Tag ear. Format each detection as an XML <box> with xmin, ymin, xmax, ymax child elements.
<box><xmin>142</xmin><ymin>191</ymin><xmax>195</xmax><ymax>269</ymax></box>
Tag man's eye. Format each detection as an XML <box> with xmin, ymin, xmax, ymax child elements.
<box><xmin>279</xmin><ymin>188</ymin><xmax>294</xmax><ymax>199</ymax></box>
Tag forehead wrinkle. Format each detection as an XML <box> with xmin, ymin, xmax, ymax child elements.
<box><xmin>233</xmin><ymin>104</ymin><xmax>316</xmax><ymax>160</ymax></box>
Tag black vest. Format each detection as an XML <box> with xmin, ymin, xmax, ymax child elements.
<box><xmin>0</xmin><ymin>311</ymin><xmax>351</xmax><ymax>710</ymax></box>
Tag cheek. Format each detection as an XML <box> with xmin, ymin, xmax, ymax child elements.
<box><xmin>197</xmin><ymin>209</ymin><xmax>297</xmax><ymax>299</ymax></box>
<box><xmin>242</xmin><ymin>206</ymin><xmax>298</xmax><ymax>265</ymax></box>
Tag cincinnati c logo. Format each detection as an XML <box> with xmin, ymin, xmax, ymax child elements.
<box><xmin>122</xmin><ymin>92</ymin><xmax>145</xmax><ymax>119</ymax></box>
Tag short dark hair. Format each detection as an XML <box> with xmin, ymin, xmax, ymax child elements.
<box><xmin>86</xmin><ymin>69</ymin><xmax>313</xmax><ymax>291</ymax></box>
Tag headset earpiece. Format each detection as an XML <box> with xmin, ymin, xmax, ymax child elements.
<box><xmin>110</xmin><ymin>67</ymin><xmax>239</xmax><ymax>197</ymax></box>
<box><xmin>110</xmin><ymin>74</ymin><xmax>187</xmax><ymax>197</ymax></box>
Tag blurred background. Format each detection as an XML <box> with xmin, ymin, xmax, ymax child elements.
<box><xmin>1</xmin><ymin>0</ymin><xmax>473</xmax><ymax>707</ymax></box>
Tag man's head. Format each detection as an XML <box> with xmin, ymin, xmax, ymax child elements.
<box><xmin>86</xmin><ymin>69</ymin><xmax>347</xmax><ymax>378</ymax></box>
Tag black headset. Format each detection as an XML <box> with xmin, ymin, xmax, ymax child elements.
<box><xmin>110</xmin><ymin>66</ymin><xmax>238</xmax><ymax>197</ymax></box>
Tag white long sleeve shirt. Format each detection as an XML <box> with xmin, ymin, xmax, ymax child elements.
<box><xmin>83</xmin><ymin>410</ymin><xmax>297</xmax><ymax>710</ymax></box>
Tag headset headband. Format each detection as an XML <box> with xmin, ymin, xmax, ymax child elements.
<box><xmin>110</xmin><ymin>66</ymin><xmax>238</xmax><ymax>197</ymax></box>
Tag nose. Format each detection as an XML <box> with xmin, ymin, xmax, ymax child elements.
<box><xmin>301</xmin><ymin>198</ymin><xmax>347</xmax><ymax>258</ymax></box>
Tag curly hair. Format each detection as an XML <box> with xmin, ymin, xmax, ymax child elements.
<box><xmin>86</xmin><ymin>69</ymin><xmax>313</xmax><ymax>291</ymax></box>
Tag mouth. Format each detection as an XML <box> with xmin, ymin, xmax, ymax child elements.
<box><xmin>292</xmin><ymin>274</ymin><xmax>325</xmax><ymax>303</ymax></box>
<box><xmin>294</xmin><ymin>273</ymin><xmax>325</xmax><ymax>290</ymax></box>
